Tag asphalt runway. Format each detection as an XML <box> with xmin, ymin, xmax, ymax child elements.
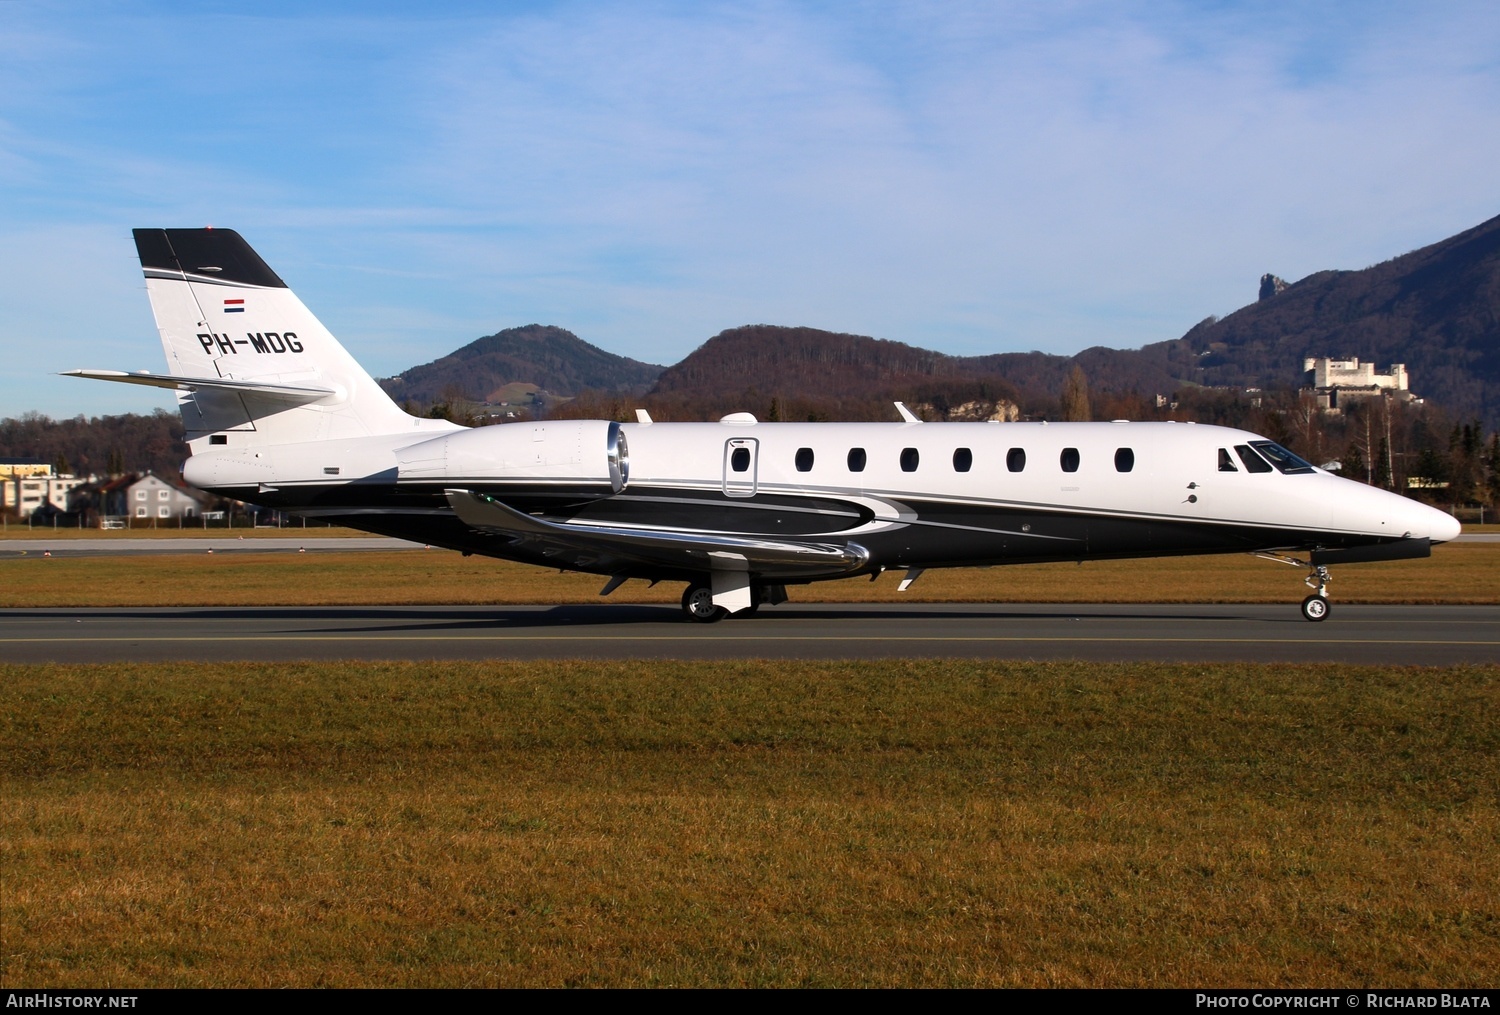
<box><xmin>2</xmin><ymin>603</ymin><xmax>1496</xmax><ymax>665</ymax></box>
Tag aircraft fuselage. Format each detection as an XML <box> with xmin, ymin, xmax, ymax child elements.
<box><xmin>182</xmin><ymin>417</ymin><xmax>1459</xmax><ymax>586</ymax></box>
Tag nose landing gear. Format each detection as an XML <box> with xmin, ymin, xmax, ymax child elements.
<box><xmin>1255</xmin><ymin>553</ymin><xmax>1333</xmax><ymax>622</ymax></box>
<box><xmin>1300</xmin><ymin>563</ymin><xmax>1332</xmax><ymax>622</ymax></box>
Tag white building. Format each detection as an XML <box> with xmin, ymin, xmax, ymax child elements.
<box><xmin>1303</xmin><ymin>357</ymin><xmax>1408</xmax><ymax>391</ymax></box>
<box><xmin>1</xmin><ymin>460</ymin><xmax>86</xmax><ymax>518</ymax></box>
<box><xmin>1303</xmin><ymin>357</ymin><xmax>1415</xmax><ymax>413</ymax></box>
<box><xmin>127</xmin><ymin>473</ymin><xmax>213</xmax><ymax>522</ymax></box>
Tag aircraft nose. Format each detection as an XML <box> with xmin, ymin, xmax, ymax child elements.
<box><xmin>1426</xmin><ymin>505</ymin><xmax>1462</xmax><ymax>544</ymax></box>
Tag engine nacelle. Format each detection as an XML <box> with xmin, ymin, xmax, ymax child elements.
<box><xmin>396</xmin><ymin>419</ymin><xmax>628</xmax><ymax>492</ymax></box>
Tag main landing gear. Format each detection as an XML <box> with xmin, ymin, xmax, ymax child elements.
<box><xmin>679</xmin><ymin>581</ymin><xmax>786</xmax><ymax>623</ymax></box>
<box><xmin>1256</xmin><ymin>553</ymin><xmax>1333</xmax><ymax>622</ymax></box>
<box><xmin>681</xmin><ymin>582</ymin><xmax>727</xmax><ymax>624</ymax></box>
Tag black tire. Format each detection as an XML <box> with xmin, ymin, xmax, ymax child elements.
<box><xmin>681</xmin><ymin>582</ymin><xmax>727</xmax><ymax>623</ymax></box>
<box><xmin>1300</xmin><ymin>594</ymin><xmax>1330</xmax><ymax>622</ymax></box>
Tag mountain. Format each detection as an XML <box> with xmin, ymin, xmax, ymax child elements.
<box><xmin>652</xmin><ymin>326</ymin><xmax>971</xmax><ymax>400</ymax></box>
<box><xmin>378</xmin><ymin>325</ymin><xmax>664</xmax><ymax>407</ymax></box>
<box><xmin>643</xmin><ymin>325</ymin><xmax>1194</xmax><ymax>421</ymax></box>
<box><xmin>1175</xmin><ymin>213</ymin><xmax>1500</xmax><ymax>427</ymax></box>
<box><xmin>380</xmin><ymin>214</ymin><xmax>1500</xmax><ymax>427</ymax></box>
<box><xmin>646</xmin><ymin>325</ymin><xmax>1027</xmax><ymax>421</ymax></box>
<box><xmin>649</xmin><ymin>215</ymin><xmax>1500</xmax><ymax>425</ymax></box>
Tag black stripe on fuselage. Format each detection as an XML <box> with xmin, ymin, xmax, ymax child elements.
<box><xmin>227</xmin><ymin>480</ymin><xmax>1404</xmax><ymax>579</ymax></box>
<box><xmin>232</xmin><ymin>481</ymin><xmax>873</xmax><ymax>536</ymax></box>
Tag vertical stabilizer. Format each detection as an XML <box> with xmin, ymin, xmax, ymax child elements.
<box><xmin>133</xmin><ymin>228</ymin><xmax>432</xmax><ymax>449</ymax></box>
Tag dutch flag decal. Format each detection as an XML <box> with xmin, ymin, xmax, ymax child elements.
<box><xmin>224</xmin><ymin>299</ymin><xmax>245</xmax><ymax>313</ymax></box>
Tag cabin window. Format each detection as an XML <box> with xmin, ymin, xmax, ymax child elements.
<box><xmin>953</xmin><ymin>448</ymin><xmax>973</xmax><ymax>473</ymax></box>
<box><xmin>1234</xmin><ymin>445</ymin><xmax>1274</xmax><ymax>473</ymax></box>
<box><xmin>847</xmin><ymin>448</ymin><xmax>867</xmax><ymax>472</ymax></box>
<box><xmin>209</xmin><ymin>435</ymin><xmax>227</xmax><ymax>446</ymax></box>
<box><xmin>795</xmin><ymin>448</ymin><xmax>814</xmax><ymax>472</ymax></box>
<box><xmin>1114</xmin><ymin>448</ymin><xmax>1134</xmax><ymax>473</ymax></box>
<box><xmin>1060</xmin><ymin>447</ymin><xmax>1080</xmax><ymax>473</ymax></box>
<box><xmin>730</xmin><ymin>447</ymin><xmax>751</xmax><ymax>472</ymax></box>
<box><xmin>1250</xmin><ymin>441</ymin><xmax>1316</xmax><ymax>475</ymax></box>
<box><xmin>1218</xmin><ymin>448</ymin><xmax>1238</xmax><ymax>472</ymax></box>
<box><xmin>900</xmin><ymin>447</ymin><xmax>920</xmax><ymax>472</ymax></box>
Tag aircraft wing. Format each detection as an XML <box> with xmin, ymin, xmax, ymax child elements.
<box><xmin>445</xmin><ymin>488</ymin><xmax>869</xmax><ymax>579</ymax></box>
<box><xmin>63</xmin><ymin>369</ymin><xmax>337</xmax><ymax>403</ymax></box>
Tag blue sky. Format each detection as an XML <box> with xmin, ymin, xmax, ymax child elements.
<box><xmin>3</xmin><ymin>0</ymin><xmax>1498</xmax><ymax>418</ymax></box>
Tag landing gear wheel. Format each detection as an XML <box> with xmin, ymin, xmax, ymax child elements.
<box><xmin>681</xmin><ymin>582</ymin><xmax>727</xmax><ymax>623</ymax></box>
<box><xmin>1300</xmin><ymin>594</ymin><xmax>1330</xmax><ymax>622</ymax></box>
<box><xmin>1254</xmin><ymin>553</ymin><xmax>1334</xmax><ymax>623</ymax></box>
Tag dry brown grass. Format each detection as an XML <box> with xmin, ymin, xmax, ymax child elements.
<box><xmin>0</xmin><ymin>525</ymin><xmax>367</xmax><ymax>540</ymax></box>
<box><xmin>1</xmin><ymin>541</ymin><xmax>1496</xmax><ymax>607</ymax></box>
<box><xmin>3</xmin><ymin>659</ymin><xmax>1497</xmax><ymax>987</ymax></box>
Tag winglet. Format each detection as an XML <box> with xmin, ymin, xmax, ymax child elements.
<box><xmin>894</xmin><ymin>401</ymin><xmax>921</xmax><ymax>423</ymax></box>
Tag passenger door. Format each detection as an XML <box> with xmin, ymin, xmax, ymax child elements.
<box><xmin>722</xmin><ymin>438</ymin><xmax>759</xmax><ymax>498</ymax></box>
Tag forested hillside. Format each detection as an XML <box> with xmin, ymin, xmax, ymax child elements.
<box><xmin>0</xmin><ymin>411</ymin><xmax>186</xmax><ymax>479</ymax></box>
<box><xmin>631</xmin><ymin>214</ymin><xmax>1500</xmax><ymax>428</ymax></box>
<box><xmin>1177</xmin><ymin>212</ymin><xmax>1500</xmax><ymax>428</ymax></box>
<box><xmin>379</xmin><ymin>324</ymin><xmax>663</xmax><ymax>407</ymax></box>
<box><xmin>635</xmin><ymin>326</ymin><xmax>1193</xmax><ymax>423</ymax></box>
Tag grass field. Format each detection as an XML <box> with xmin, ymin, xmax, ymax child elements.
<box><xmin>3</xmin><ymin>659</ymin><xmax>1496</xmax><ymax>987</ymax></box>
<box><xmin>2</xmin><ymin>540</ymin><xmax>1496</xmax><ymax>607</ymax></box>
<box><xmin>0</xmin><ymin>524</ymin><xmax>369</xmax><ymax>539</ymax></box>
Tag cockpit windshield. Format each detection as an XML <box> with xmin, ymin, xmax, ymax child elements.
<box><xmin>1234</xmin><ymin>445</ymin><xmax>1273</xmax><ymax>473</ymax></box>
<box><xmin>1249</xmin><ymin>441</ymin><xmax>1316</xmax><ymax>475</ymax></box>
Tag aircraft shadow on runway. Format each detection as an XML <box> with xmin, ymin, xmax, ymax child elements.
<box><xmin>6</xmin><ymin>603</ymin><xmax>1260</xmax><ymax>635</ymax></box>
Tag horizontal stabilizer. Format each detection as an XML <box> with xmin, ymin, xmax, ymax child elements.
<box><xmin>445</xmin><ymin>489</ymin><xmax>869</xmax><ymax>579</ymax></box>
<box><xmin>63</xmin><ymin>369</ymin><xmax>337</xmax><ymax>403</ymax></box>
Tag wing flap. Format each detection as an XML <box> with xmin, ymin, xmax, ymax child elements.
<box><xmin>445</xmin><ymin>489</ymin><xmax>868</xmax><ymax>578</ymax></box>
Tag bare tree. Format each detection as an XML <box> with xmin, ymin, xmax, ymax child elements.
<box><xmin>1061</xmin><ymin>365</ymin><xmax>1091</xmax><ymax>422</ymax></box>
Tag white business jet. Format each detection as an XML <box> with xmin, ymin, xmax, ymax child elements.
<box><xmin>68</xmin><ymin>229</ymin><xmax>1460</xmax><ymax>623</ymax></box>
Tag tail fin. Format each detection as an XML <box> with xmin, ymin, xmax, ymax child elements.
<box><xmin>131</xmin><ymin>228</ymin><xmax>428</xmax><ymax>448</ymax></box>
